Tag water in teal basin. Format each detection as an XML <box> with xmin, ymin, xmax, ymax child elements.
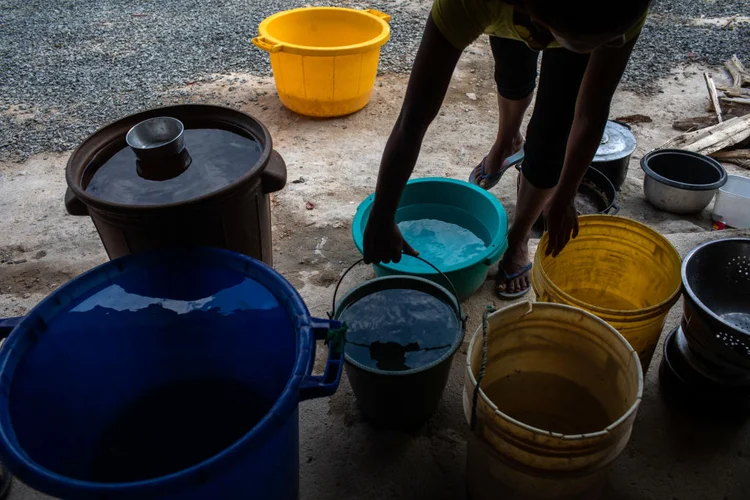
<box><xmin>398</xmin><ymin>219</ymin><xmax>487</xmax><ymax>268</ymax></box>
<box><xmin>341</xmin><ymin>288</ymin><xmax>459</xmax><ymax>372</ymax></box>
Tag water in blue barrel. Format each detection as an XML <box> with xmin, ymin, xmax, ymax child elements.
<box><xmin>0</xmin><ymin>247</ymin><xmax>342</xmax><ymax>500</ymax></box>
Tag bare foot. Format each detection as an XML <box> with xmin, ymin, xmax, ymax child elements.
<box><xmin>496</xmin><ymin>239</ymin><xmax>531</xmax><ymax>297</ymax></box>
<box><xmin>472</xmin><ymin>133</ymin><xmax>525</xmax><ymax>189</ymax></box>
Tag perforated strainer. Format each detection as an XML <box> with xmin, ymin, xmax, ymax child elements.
<box><xmin>682</xmin><ymin>238</ymin><xmax>750</xmax><ymax>371</ymax></box>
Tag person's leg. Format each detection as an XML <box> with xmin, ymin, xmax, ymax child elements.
<box><xmin>498</xmin><ymin>47</ymin><xmax>590</xmax><ymax>296</ymax></box>
<box><xmin>471</xmin><ymin>37</ymin><xmax>538</xmax><ymax>188</ymax></box>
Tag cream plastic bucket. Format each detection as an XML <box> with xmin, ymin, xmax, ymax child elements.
<box><xmin>464</xmin><ymin>302</ymin><xmax>643</xmax><ymax>500</ymax></box>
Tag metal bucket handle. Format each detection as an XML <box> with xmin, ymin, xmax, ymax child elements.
<box><xmin>329</xmin><ymin>254</ymin><xmax>463</xmax><ymax>322</ymax></box>
<box><xmin>470</xmin><ymin>304</ymin><xmax>497</xmax><ymax>432</ymax></box>
<box><xmin>612</xmin><ymin>119</ymin><xmax>633</xmax><ymax>130</ymax></box>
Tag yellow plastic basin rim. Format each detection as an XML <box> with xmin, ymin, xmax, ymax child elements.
<box><xmin>253</xmin><ymin>7</ymin><xmax>391</xmax><ymax>57</ymax></box>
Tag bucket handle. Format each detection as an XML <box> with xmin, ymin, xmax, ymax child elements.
<box><xmin>605</xmin><ymin>203</ymin><xmax>620</xmax><ymax>216</ymax></box>
<box><xmin>252</xmin><ymin>36</ymin><xmax>283</xmax><ymax>54</ymax></box>
<box><xmin>364</xmin><ymin>9</ymin><xmax>391</xmax><ymax>22</ymax></box>
<box><xmin>299</xmin><ymin>317</ymin><xmax>345</xmax><ymax>401</ymax></box>
<box><xmin>483</xmin><ymin>243</ymin><xmax>506</xmax><ymax>267</ymax></box>
<box><xmin>612</xmin><ymin>119</ymin><xmax>632</xmax><ymax>130</ymax></box>
<box><xmin>64</xmin><ymin>188</ymin><xmax>89</xmax><ymax>216</ymax></box>
<box><xmin>0</xmin><ymin>317</ymin><xmax>21</xmax><ymax>341</ymax></box>
<box><xmin>470</xmin><ymin>305</ymin><xmax>496</xmax><ymax>432</ymax></box>
<box><xmin>261</xmin><ymin>150</ymin><xmax>287</xmax><ymax>194</ymax></box>
<box><xmin>329</xmin><ymin>254</ymin><xmax>464</xmax><ymax>322</ymax></box>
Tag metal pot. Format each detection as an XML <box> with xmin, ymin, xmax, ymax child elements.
<box><xmin>641</xmin><ymin>149</ymin><xmax>727</xmax><ymax>214</ymax></box>
<box><xmin>592</xmin><ymin>120</ymin><xmax>636</xmax><ymax>190</ymax></box>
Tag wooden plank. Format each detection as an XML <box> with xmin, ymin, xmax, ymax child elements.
<box><xmin>615</xmin><ymin>114</ymin><xmax>652</xmax><ymax>124</ymax></box>
<box><xmin>720</xmin><ymin>55</ymin><xmax>750</xmax><ymax>100</ymax></box>
<box><xmin>690</xmin><ymin>129</ymin><xmax>750</xmax><ymax>156</ymax></box>
<box><xmin>673</xmin><ymin>116</ymin><xmax>720</xmax><ymax>131</ymax></box>
<box><xmin>712</xmin><ymin>149</ymin><xmax>750</xmax><ymax>169</ymax></box>
<box><xmin>725</xmin><ymin>58</ymin><xmax>743</xmax><ymax>88</ymax></box>
<box><xmin>660</xmin><ymin>114</ymin><xmax>750</xmax><ymax>154</ymax></box>
<box><xmin>662</xmin><ymin>115</ymin><xmax>743</xmax><ymax>148</ymax></box>
<box><xmin>721</xmin><ymin>97</ymin><xmax>750</xmax><ymax>105</ymax></box>
<box><xmin>704</xmin><ymin>72</ymin><xmax>723</xmax><ymax>122</ymax></box>
<box><xmin>718</xmin><ymin>87</ymin><xmax>750</xmax><ymax>98</ymax></box>
<box><xmin>711</xmin><ymin>149</ymin><xmax>750</xmax><ymax>161</ymax></box>
<box><xmin>732</xmin><ymin>54</ymin><xmax>750</xmax><ymax>84</ymax></box>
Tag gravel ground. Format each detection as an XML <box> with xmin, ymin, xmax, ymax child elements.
<box><xmin>0</xmin><ymin>0</ymin><xmax>748</xmax><ymax>161</ymax></box>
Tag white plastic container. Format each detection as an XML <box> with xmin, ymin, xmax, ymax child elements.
<box><xmin>712</xmin><ymin>175</ymin><xmax>750</xmax><ymax>229</ymax></box>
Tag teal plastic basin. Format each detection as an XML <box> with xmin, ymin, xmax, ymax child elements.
<box><xmin>352</xmin><ymin>178</ymin><xmax>508</xmax><ymax>300</ymax></box>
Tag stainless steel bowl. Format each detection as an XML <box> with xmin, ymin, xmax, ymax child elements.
<box><xmin>681</xmin><ymin>238</ymin><xmax>750</xmax><ymax>372</ymax></box>
<box><xmin>641</xmin><ymin>149</ymin><xmax>727</xmax><ymax>214</ymax></box>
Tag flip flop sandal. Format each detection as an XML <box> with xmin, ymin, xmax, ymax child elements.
<box><xmin>496</xmin><ymin>262</ymin><xmax>533</xmax><ymax>300</ymax></box>
<box><xmin>468</xmin><ymin>146</ymin><xmax>525</xmax><ymax>190</ymax></box>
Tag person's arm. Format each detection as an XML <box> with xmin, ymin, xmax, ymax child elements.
<box><xmin>363</xmin><ymin>15</ymin><xmax>462</xmax><ymax>264</ymax></box>
<box><xmin>545</xmin><ymin>36</ymin><xmax>639</xmax><ymax>256</ymax></box>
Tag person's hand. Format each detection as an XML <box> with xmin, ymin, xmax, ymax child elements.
<box><xmin>363</xmin><ymin>211</ymin><xmax>418</xmax><ymax>264</ymax></box>
<box><xmin>544</xmin><ymin>192</ymin><xmax>579</xmax><ymax>257</ymax></box>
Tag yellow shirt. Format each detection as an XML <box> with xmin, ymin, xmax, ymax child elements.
<box><xmin>431</xmin><ymin>0</ymin><xmax>647</xmax><ymax>51</ymax></box>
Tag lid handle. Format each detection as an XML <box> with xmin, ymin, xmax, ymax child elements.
<box><xmin>126</xmin><ymin>117</ymin><xmax>192</xmax><ymax>181</ymax></box>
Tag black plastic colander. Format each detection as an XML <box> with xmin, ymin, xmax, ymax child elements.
<box><xmin>682</xmin><ymin>238</ymin><xmax>750</xmax><ymax>372</ymax></box>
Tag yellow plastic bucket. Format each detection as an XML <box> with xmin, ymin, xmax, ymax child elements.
<box><xmin>464</xmin><ymin>302</ymin><xmax>643</xmax><ymax>500</ymax></box>
<box><xmin>532</xmin><ymin>215</ymin><xmax>682</xmax><ymax>371</ymax></box>
<box><xmin>253</xmin><ymin>7</ymin><xmax>391</xmax><ymax>117</ymax></box>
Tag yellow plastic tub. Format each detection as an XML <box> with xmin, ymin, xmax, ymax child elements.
<box><xmin>464</xmin><ymin>302</ymin><xmax>643</xmax><ymax>500</ymax></box>
<box><xmin>253</xmin><ymin>7</ymin><xmax>391</xmax><ymax>117</ymax></box>
<box><xmin>532</xmin><ymin>215</ymin><xmax>682</xmax><ymax>371</ymax></box>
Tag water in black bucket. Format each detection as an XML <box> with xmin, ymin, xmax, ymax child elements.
<box><xmin>341</xmin><ymin>288</ymin><xmax>459</xmax><ymax>371</ymax></box>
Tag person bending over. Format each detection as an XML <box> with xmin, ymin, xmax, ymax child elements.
<box><xmin>362</xmin><ymin>0</ymin><xmax>649</xmax><ymax>298</ymax></box>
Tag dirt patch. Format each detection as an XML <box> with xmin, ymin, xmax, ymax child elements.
<box><xmin>271</xmin><ymin>206</ymin><xmax>362</xmax><ymax>292</ymax></box>
<box><xmin>0</xmin><ymin>261</ymin><xmax>76</xmax><ymax>296</ymax></box>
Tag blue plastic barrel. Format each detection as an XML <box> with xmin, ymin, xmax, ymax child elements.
<box><xmin>0</xmin><ymin>247</ymin><xmax>342</xmax><ymax>500</ymax></box>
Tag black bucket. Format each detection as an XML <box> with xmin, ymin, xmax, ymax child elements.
<box><xmin>331</xmin><ymin>258</ymin><xmax>465</xmax><ymax>429</ymax></box>
<box><xmin>65</xmin><ymin>105</ymin><xmax>287</xmax><ymax>265</ymax></box>
<box><xmin>517</xmin><ymin>166</ymin><xmax>619</xmax><ymax>232</ymax></box>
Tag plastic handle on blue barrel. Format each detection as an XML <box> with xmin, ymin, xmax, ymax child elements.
<box><xmin>298</xmin><ymin>317</ymin><xmax>345</xmax><ymax>401</ymax></box>
<box><xmin>0</xmin><ymin>317</ymin><xmax>21</xmax><ymax>340</ymax></box>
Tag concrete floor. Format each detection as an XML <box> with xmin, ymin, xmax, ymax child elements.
<box><xmin>2</xmin><ymin>51</ymin><xmax>750</xmax><ymax>498</ymax></box>
<box><xmin>5</xmin><ymin>228</ymin><xmax>750</xmax><ymax>500</ymax></box>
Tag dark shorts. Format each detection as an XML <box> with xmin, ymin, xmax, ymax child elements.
<box><xmin>489</xmin><ymin>37</ymin><xmax>590</xmax><ymax>189</ymax></box>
